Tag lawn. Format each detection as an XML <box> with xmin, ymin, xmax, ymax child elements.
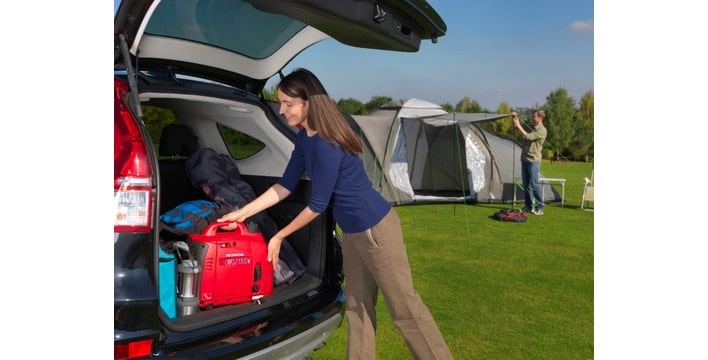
<box><xmin>311</xmin><ymin>160</ymin><xmax>594</xmax><ymax>359</ymax></box>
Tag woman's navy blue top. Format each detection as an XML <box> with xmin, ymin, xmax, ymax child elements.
<box><xmin>278</xmin><ymin>129</ymin><xmax>391</xmax><ymax>233</ymax></box>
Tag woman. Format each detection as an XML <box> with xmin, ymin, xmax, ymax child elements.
<box><xmin>217</xmin><ymin>68</ymin><xmax>453</xmax><ymax>360</ymax></box>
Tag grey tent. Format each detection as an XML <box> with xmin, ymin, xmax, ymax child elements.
<box><xmin>346</xmin><ymin>98</ymin><xmax>561</xmax><ymax>205</ymax></box>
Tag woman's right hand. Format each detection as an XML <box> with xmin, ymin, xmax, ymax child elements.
<box><xmin>217</xmin><ymin>209</ymin><xmax>247</xmax><ymax>230</ymax></box>
<box><xmin>218</xmin><ymin>222</ymin><xmax>238</xmax><ymax>231</ymax></box>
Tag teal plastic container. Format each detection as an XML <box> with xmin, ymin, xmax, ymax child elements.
<box><xmin>158</xmin><ymin>246</ymin><xmax>177</xmax><ymax>319</ymax></box>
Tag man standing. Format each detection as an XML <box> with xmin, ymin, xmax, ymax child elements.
<box><xmin>512</xmin><ymin>109</ymin><xmax>547</xmax><ymax>215</ymax></box>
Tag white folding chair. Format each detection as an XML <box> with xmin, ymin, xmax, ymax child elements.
<box><xmin>581</xmin><ymin>170</ymin><xmax>594</xmax><ymax>211</ymax></box>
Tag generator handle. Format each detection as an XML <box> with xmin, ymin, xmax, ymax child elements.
<box><xmin>201</xmin><ymin>221</ymin><xmax>245</xmax><ymax>236</ymax></box>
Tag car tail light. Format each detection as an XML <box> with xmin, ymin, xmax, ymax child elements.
<box><xmin>114</xmin><ymin>78</ymin><xmax>153</xmax><ymax>233</ymax></box>
<box><xmin>114</xmin><ymin>338</ymin><xmax>153</xmax><ymax>359</ymax></box>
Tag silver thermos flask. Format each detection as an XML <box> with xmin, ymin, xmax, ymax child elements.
<box><xmin>174</xmin><ymin>242</ymin><xmax>201</xmax><ymax>316</ymax></box>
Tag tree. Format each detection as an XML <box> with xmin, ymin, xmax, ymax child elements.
<box><xmin>440</xmin><ymin>102</ymin><xmax>454</xmax><ymax>112</ymax></box>
<box><xmin>336</xmin><ymin>98</ymin><xmax>366</xmax><ymax>115</ymax></box>
<box><xmin>365</xmin><ymin>96</ymin><xmax>392</xmax><ymax>114</ymax></box>
<box><xmin>543</xmin><ymin>88</ymin><xmax>576</xmax><ymax>159</ymax></box>
<box><xmin>455</xmin><ymin>96</ymin><xmax>481</xmax><ymax>113</ymax></box>
<box><xmin>491</xmin><ymin>102</ymin><xmax>514</xmax><ymax>138</ymax></box>
<box><xmin>261</xmin><ymin>84</ymin><xmax>278</xmax><ymax>102</ymax></box>
<box><xmin>574</xmin><ymin>90</ymin><xmax>594</xmax><ymax>161</ymax></box>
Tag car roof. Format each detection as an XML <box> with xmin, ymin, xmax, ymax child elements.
<box><xmin>115</xmin><ymin>0</ymin><xmax>446</xmax><ymax>93</ymax></box>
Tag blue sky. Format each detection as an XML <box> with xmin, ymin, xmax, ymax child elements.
<box><xmin>273</xmin><ymin>0</ymin><xmax>594</xmax><ymax>109</ymax></box>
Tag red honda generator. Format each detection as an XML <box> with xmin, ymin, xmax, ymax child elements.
<box><xmin>187</xmin><ymin>221</ymin><xmax>274</xmax><ymax>309</ymax></box>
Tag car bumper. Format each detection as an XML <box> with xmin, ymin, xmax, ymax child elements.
<box><xmin>241</xmin><ymin>313</ymin><xmax>342</xmax><ymax>360</ymax></box>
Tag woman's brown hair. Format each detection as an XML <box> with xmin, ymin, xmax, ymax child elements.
<box><xmin>277</xmin><ymin>68</ymin><xmax>362</xmax><ymax>154</ymax></box>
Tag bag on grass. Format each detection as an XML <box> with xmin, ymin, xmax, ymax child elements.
<box><xmin>493</xmin><ymin>208</ymin><xmax>528</xmax><ymax>222</ymax></box>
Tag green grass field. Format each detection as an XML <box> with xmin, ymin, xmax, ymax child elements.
<box><xmin>311</xmin><ymin>161</ymin><xmax>594</xmax><ymax>359</ymax></box>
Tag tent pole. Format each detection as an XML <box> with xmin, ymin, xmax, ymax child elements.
<box><xmin>513</xmin><ymin>138</ymin><xmax>517</xmax><ymax>209</ymax></box>
<box><xmin>452</xmin><ymin>115</ymin><xmax>471</xmax><ymax>237</ymax></box>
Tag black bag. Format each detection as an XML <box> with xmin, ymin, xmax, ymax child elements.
<box><xmin>492</xmin><ymin>208</ymin><xmax>528</xmax><ymax>222</ymax></box>
<box><xmin>185</xmin><ymin>148</ymin><xmax>306</xmax><ymax>285</ymax></box>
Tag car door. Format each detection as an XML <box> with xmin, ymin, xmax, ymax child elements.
<box><xmin>114</xmin><ymin>0</ymin><xmax>446</xmax><ymax>95</ymax></box>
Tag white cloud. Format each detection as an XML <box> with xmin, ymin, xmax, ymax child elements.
<box><xmin>570</xmin><ymin>19</ymin><xmax>594</xmax><ymax>33</ymax></box>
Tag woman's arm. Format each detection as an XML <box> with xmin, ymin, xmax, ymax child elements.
<box><xmin>217</xmin><ymin>182</ymin><xmax>321</xmax><ymax>269</ymax></box>
<box><xmin>267</xmin><ymin>206</ymin><xmax>320</xmax><ymax>268</ymax></box>
<box><xmin>217</xmin><ymin>183</ymin><xmax>291</xmax><ymax>227</ymax></box>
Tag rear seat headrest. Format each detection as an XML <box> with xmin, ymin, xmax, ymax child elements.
<box><xmin>159</xmin><ymin>124</ymin><xmax>200</xmax><ymax>157</ymax></box>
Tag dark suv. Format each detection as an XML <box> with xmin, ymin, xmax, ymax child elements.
<box><xmin>114</xmin><ymin>1</ymin><xmax>445</xmax><ymax>358</ymax></box>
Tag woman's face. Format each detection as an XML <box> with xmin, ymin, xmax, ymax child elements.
<box><xmin>278</xmin><ymin>89</ymin><xmax>308</xmax><ymax>128</ymax></box>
